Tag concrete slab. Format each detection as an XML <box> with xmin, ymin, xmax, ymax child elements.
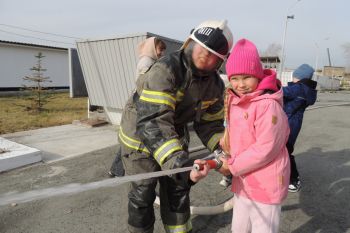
<box><xmin>0</xmin><ymin>137</ymin><xmax>41</xmax><ymax>172</ymax></box>
<box><xmin>1</xmin><ymin>124</ymin><xmax>118</xmax><ymax>163</ymax></box>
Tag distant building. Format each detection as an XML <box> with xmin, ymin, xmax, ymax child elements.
<box><xmin>0</xmin><ymin>40</ymin><xmax>85</xmax><ymax>96</ymax></box>
<box><xmin>0</xmin><ymin>40</ymin><xmax>69</xmax><ymax>90</ymax></box>
<box><xmin>323</xmin><ymin>66</ymin><xmax>345</xmax><ymax>77</ymax></box>
<box><xmin>260</xmin><ymin>56</ymin><xmax>280</xmax><ymax>70</ymax></box>
<box><xmin>341</xmin><ymin>73</ymin><xmax>350</xmax><ymax>89</ymax></box>
<box><xmin>260</xmin><ymin>56</ymin><xmax>294</xmax><ymax>85</ymax></box>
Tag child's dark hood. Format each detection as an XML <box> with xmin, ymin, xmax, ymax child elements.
<box><xmin>288</xmin><ymin>79</ymin><xmax>318</xmax><ymax>105</ymax></box>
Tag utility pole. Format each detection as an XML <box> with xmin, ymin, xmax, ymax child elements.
<box><xmin>327</xmin><ymin>48</ymin><xmax>332</xmax><ymax>66</ymax></box>
<box><xmin>279</xmin><ymin>15</ymin><xmax>294</xmax><ymax>79</ymax></box>
<box><xmin>278</xmin><ymin>0</ymin><xmax>302</xmax><ymax>80</ymax></box>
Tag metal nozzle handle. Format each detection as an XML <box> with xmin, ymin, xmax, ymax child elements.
<box><xmin>193</xmin><ymin>160</ymin><xmax>220</xmax><ymax>171</ymax></box>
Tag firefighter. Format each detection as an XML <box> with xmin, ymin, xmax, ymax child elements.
<box><xmin>119</xmin><ymin>20</ymin><xmax>233</xmax><ymax>233</ymax></box>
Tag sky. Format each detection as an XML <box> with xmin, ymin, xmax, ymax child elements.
<box><xmin>0</xmin><ymin>0</ymin><xmax>349</xmax><ymax>70</ymax></box>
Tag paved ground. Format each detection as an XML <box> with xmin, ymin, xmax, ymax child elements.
<box><xmin>1</xmin><ymin>124</ymin><xmax>119</xmax><ymax>163</ymax></box>
<box><xmin>0</xmin><ymin>91</ymin><xmax>349</xmax><ymax>233</ymax></box>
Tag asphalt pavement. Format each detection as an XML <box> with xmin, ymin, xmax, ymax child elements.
<box><xmin>0</xmin><ymin>91</ymin><xmax>349</xmax><ymax>233</ymax></box>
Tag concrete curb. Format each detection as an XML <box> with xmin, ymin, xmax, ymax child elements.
<box><xmin>0</xmin><ymin>137</ymin><xmax>42</xmax><ymax>172</ymax></box>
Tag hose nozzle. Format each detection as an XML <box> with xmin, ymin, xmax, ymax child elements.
<box><xmin>193</xmin><ymin>158</ymin><xmax>223</xmax><ymax>171</ymax></box>
<box><xmin>193</xmin><ymin>148</ymin><xmax>226</xmax><ymax>171</ymax></box>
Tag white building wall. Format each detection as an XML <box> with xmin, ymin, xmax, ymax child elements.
<box><xmin>0</xmin><ymin>43</ymin><xmax>69</xmax><ymax>88</ymax></box>
<box><xmin>314</xmin><ymin>76</ymin><xmax>341</xmax><ymax>90</ymax></box>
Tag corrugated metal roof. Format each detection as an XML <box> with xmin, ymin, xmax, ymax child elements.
<box><xmin>0</xmin><ymin>39</ymin><xmax>68</xmax><ymax>51</ymax></box>
<box><xmin>78</xmin><ymin>32</ymin><xmax>183</xmax><ymax>45</ymax></box>
<box><xmin>77</xmin><ymin>32</ymin><xmax>183</xmax><ymax>110</ymax></box>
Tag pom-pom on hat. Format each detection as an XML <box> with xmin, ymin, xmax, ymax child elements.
<box><xmin>293</xmin><ymin>64</ymin><xmax>315</xmax><ymax>80</ymax></box>
<box><xmin>226</xmin><ymin>39</ymin><xmax>264</xmax><ymax>79</ymax></box>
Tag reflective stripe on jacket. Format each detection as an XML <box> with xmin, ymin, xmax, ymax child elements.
<box><xmin>119</xmin><ymin>50</ymin><xmax>225</xmax><ymax>166</ymax></box>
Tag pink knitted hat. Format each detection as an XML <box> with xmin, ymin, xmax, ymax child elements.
<box><xmin>226</xmin><ymin>39</ymin><xmax>264</xmax><ymax>79</ymax></box>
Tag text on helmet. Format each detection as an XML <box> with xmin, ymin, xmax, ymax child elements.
<box><xmin>197</xmin><ymin>27</ymin><xmax>213</xmax><ymax>36</ymax></box>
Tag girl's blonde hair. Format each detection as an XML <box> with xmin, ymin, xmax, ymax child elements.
<box><xmin>220</xmin><ymin>87</ymin><xmax>231</xmax><ymax>155</ymax></box>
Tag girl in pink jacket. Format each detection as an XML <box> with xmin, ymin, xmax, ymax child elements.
<box><xmin>219</xmin><ymin>39</ymin><xmax>290</xmax><ymax>233</ymax></box>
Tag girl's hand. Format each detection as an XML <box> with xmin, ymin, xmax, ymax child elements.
<box><xmin>218</xmin><ymin>156</ymin><xmax>231</xmax><ymax>176</ymax></box>
<box><xmin>190</xmin><ymin>159</ymin><xmax>210</xmax><ymax>183</ymax></box>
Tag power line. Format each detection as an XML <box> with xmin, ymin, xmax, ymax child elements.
<box><xmin>0</xmin><ymin>28</ymin><xmax>75</xmax><ymax>46</ymax></box>
<box><xmin>0</xmin><ymin>23</ymin><xmax>82</xmax><ymax>40</ymax></box>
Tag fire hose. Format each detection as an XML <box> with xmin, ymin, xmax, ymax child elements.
<box><xmin>154</xmin><ymin>149</ymin><xmax>234</xmax><ymax>215</ymax></box>
<box><xmin>2</xmin><ymin>103</ymin><xmax>349</xmax><ymax>211</ymax></box>
<box><xmin>0</xmin><ymin>151</ymin><xmax>234</xmax><ymax>215</ymax></box>
<box><xmin>154</xmin><ymin>196</ymin><xmax>234</xmax><ymax>216</ymax></box>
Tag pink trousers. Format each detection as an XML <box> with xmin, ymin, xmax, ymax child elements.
<box><xmin>232</xmin><ymin>194</ymin><xmax>281</xmax><ymax>233</ymax></box>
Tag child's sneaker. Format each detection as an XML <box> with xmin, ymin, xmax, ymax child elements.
<box><xmin>219</xmin><ymin>175</ymin><xmax>232</xmax><ymax>188</ymax></box>
<box><xmin>288</xmin><ymin>180</ymin><xmax>301</xmax><ymax>192</ymax></box>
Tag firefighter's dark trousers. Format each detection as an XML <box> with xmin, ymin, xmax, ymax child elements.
<box><xmin>120</xmin><ymin>145</ymin><xmax>192</xmax><ymax>233</ymax></box>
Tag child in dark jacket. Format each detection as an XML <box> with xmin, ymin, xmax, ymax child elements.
<box><xmin>283</xmin><ymin>63</ymin><xmax>318</xmax><ymax>192</ymax></box>
<box><xmin>108</xmin><ymin>37</ymin><xmax>167</xmax><ymax>177</ymax></box>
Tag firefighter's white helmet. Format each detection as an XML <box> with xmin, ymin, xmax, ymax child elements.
<box><xmin>182</xmin><ymin>20</ymin><xmax>233</xmax><ymax>60</ymax></box>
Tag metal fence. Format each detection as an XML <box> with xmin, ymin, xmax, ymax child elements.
<box><xmin>76</xmin><ymin>32</ymin><xmax>183</xmax><ymax>124</ymax></box>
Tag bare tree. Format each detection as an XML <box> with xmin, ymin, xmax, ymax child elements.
<box><xmin>261</xmin><ymin>43</ymin><xmax>282</xmax><ymax>57</ymax></box>
<box><xmin>23</xmin><ymin>52</ymin><xmax>52</xmax><ymax>112</ymax></box>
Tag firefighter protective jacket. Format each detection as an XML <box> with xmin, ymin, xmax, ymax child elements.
<box><xmin>119</xmin><ymin>50</ymin><xmax>225</xmax><ymax>168</ymax></box>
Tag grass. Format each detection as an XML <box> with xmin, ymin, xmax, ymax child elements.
<box><xmin>0</xmin><ymin>92</ymin><xmax>88</xmax><ymax>134</ymax></box>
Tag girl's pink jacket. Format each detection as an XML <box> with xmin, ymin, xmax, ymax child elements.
<box><xmin>224</xmin><ymin>71</ymin><xmax>290</xmax><ymax>204</ymax></box>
